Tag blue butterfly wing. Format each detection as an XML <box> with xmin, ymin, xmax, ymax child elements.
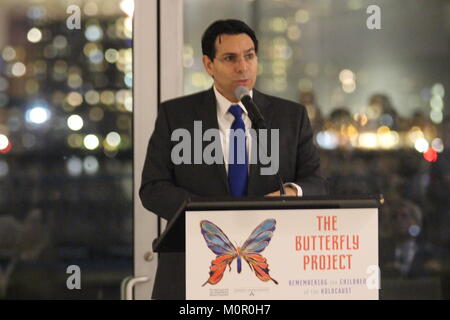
<box><xmin>200</xmin><ymin>220</ymin><xmax>236</xmax><ymax>255</ymax></box>
<box><xmin>241</xmin><ymin>219</ymin><xmax>276</xmax><ymax>253</ymax></box>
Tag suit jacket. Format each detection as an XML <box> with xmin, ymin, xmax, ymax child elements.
<box><xmin>139</xmin><ymin>88</ymin><xmax>327</xmax><ymax>299</ymax></box>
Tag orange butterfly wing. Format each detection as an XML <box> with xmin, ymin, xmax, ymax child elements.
<box><xmin>243</xmin><ymin>253</ymin><xmax>278</xmax><ymax>284</ymax></box>
<box><xmin>202</xmin><ymin>254</ymin><xmax>236</xmax><ymax>286</ymax></box>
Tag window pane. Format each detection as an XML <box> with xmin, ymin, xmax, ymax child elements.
<box><xmin>0</xmin><ymin>0</ymin><xmax>133</xmax><ymax>299</ymax></box>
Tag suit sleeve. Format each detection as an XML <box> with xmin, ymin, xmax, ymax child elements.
<box><xmin>139</xmin><ymin>104</ymin><xmax>196</xmax><ymax>221</ymax></box>
<box><xmin>293</xmin><ymin>106</ymin><xmax>328</xmax><ymax>196</ymax></box>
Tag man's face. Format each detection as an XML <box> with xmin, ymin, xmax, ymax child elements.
<box><xmin>202</xmin><ymin>33</ymin><xmax>258</xmax><ymax>102</ymax></box>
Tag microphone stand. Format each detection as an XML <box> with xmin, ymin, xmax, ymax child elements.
<box><xmin>241</xmin><ymin>96</ymin><xmax>286</xmax><ymax>196</ymax></box>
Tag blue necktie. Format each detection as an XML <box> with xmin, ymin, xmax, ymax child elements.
<box><xmin>228</xmin><ymin>105</ymin><xmax>248</xmax><ymax>197</ymax></box>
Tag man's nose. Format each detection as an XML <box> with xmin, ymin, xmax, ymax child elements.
<box><xmin>235</xmin><ymin>56</ymin><xmax>248</xmax><ymax>73</ymax></box>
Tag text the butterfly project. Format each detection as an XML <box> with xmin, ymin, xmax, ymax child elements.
<box><xmin>200</xmin><ymin>219</ymin><xmax>278</xmax><ymax>286</ymax></box>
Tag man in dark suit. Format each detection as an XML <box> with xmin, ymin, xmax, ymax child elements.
<box><xmin>140</xmin><ymin>19</ymin><xmax>327</xmax><ymax>299</ymax></box>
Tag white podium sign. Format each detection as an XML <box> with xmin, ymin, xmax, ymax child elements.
<box><xmin>186</xmin><ymin>208</ymin><xmax>379</xmax><ymax>300</ymax></box>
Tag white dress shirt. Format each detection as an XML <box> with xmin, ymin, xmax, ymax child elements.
<box><xmin>213</xmin><ymin>86</ymin><xmax>303</xmax><ymax>196</ymax></box>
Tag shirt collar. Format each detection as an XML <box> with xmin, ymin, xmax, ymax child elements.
<box><xmin>213</xmin><ymin>85</ymin><xmax>253</xmax><ymax>119</ymax></box>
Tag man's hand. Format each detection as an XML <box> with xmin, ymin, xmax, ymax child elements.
<box><xmin>265</xmin><ymin>185</ymin><xmax>298</xmax><ymax>197</ymax></box>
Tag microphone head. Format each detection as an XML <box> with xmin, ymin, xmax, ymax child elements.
<box><xmin>234</xmin><ymin>86</ymin><xmax>250</xmax><ymax>101</ymax></box>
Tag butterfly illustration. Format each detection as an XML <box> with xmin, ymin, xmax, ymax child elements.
<box><xmin>200</xmin><ymin>219</ymin><xmax>278</xmax><ymax>286</ymax></box>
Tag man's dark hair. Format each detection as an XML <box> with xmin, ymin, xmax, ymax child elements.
<box><xmin>201</xmin><ymin>19</ymin><xmax>258</xmax><ymax>61</ymax></box>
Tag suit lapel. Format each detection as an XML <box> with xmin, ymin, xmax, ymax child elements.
<box><xmin>195</xmin><ymin>88</ymin><xmax>230</xmax><ymax>195</ymax></box>
<box><xmin>252</xmin><ymin>89</ymin><xmax>274</xmax><ymax>129</ymax></box>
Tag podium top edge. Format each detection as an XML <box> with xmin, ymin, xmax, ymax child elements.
<box><xmin>185</xmin><ymin>196</ymin><xmax>382</xmax><ymax>210</ymax></box>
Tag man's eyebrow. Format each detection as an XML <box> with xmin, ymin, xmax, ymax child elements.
<box><xmin>220</xmin><ymin>48</ymin><xmax>256</xmax><ymax>56</ymax></box>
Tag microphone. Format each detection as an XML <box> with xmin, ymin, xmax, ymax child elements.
<box><xmin>234</xmin><ymin>86</ymin><xmax>266</xmax><ymax>130</ymax></box>
<box><xmin>234</xmin><ymin>86</ymin><xmax>286</xmax><ymax>196</ymax></box>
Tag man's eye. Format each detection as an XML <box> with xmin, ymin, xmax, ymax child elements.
<box><xmin>224</xmin><ymin>56</ymin><xmax>234</xmax><ymax>62</ymax></box>
<box><xmin>246</xmin><ymin>53</ymin><xmax>255</xmax><ymax>59</ymax></box>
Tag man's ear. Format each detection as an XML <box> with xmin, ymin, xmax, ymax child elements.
<box><xmin>202</xmin><ymin>55</ymin><xmax>214</xmax><ymax>77</ymax></box>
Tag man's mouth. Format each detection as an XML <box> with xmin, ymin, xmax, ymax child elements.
<box><xmin>235</xmin><ymin>79</ymin><xmax>248</xmax><ymax>85</ymax></box>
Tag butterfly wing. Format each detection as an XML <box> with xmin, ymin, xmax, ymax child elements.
<box><xmin>200</xmin><ymin>220</ymin><xmax>237</xmax><ymax>286</ymax></box>
<box><xmin>241</xmin><ymin>219</ymin><xmax>276</xmax><ymax>253</ymax></box>
<box><xmin>201</xmin><ymin>253</ymin><xmax>236</xmax><ymax>286</ymax></box>
<box><xmin>242</xmin><ymin>253</ymin><xmax>278</xmax><ymax>285</ymax></box>
<box><xmin>240</xmin><ymin>219</ymin><xmax>278</xmax><ymax>284</ymax></box>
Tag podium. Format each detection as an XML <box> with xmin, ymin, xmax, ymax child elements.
<box><xmin>153</xmin><ymin>196</ymin><xmax>381</xmax><ymax>300</ymax></box>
